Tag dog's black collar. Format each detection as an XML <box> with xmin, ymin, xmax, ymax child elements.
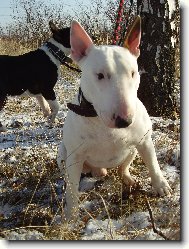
<box><xmin>67</xmin><ymin>87</ymin><xmax>98</xmax><ymax>117</ymax></box>
<box><xmin>45</xmin><ymin>42</ymin><xmax>68</xmax><ymax>64</ymax></box>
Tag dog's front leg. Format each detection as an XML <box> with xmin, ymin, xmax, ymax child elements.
<box><xmin>64</xmin><ymin>155</ymin><xmax>83</xmax><ymax>221</ymax></box>
<box><xmin>47</xmin><ymin>99</ymin><xmax>60</xmax><ymax>123</ymax></box>
<box><xmin>42</xmin><ymin>90</ymin><xmax>59</xmax><ymax>123</ymax></box>
<box><xmin>35</xmin><ymin>95</ymin><xmax>51</xmax><ymax>117</ymax></box>
<box><xmin>136</xmin><ymin>137</ymin><xmax>172</xmax><ymax>196</ymax></box>
<box><xmin>118</xmin><ymin>149</ymin><xmax>137</xmax><ymax>186</ymax></box>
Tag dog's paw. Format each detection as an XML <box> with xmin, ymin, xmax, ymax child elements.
<box><xmin>122</xmin><ymin>173</ymin><xmax>135</xmax><ymax>186</ymax></box>
<box><xmin>152</xmin><ymin>177</ymin><xmax>172</xmax><ymax>196</ymax></box>
<box><xmin>0</xmin><ymin>125</ymin><xmax>7</xmax><ymax>132</ymax></box>
<box><xmin>83</xmin><ymin>163</ymin><xmax>107</xmax><ymax>177</ymax></box>
<box><xmin>43</xmin><ymin>108</ymin><xmax>51</xmax><ymax>117</ymax></box>
<box><xmin>47</xmin><ymin>113</ymin><xmax>56</xmax><ymax>124</ymax></box>
<box><xmin>91</xmin><ymin>168</ymin><xmax>107</xmax><ymax>177</ymax></box>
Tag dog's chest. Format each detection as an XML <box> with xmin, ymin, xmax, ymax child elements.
<box><xmin>81</xmin><ymin>127</ymin><xmax>135</xmax><ymax>168</ymax></box>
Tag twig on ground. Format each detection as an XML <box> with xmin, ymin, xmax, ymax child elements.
<box><xmin>145</xmin><ymin>197</ymin><xmax>170</xmax><ymax>240</ymax></box>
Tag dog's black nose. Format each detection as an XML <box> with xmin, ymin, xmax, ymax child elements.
<box><xmin>115</xmin><ymin>116</ymin><xmax>132</xmax><ymax>128</ymax></box>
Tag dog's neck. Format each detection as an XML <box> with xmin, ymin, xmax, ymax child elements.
<box><xmin>67</xmin><ymin>87</ymin><xmax>97</xmax><ymax>117</ymax></box>
<box><xmin>39</xmin><ymin>38</ymin><xmax>70</xmax><ymax>67</ymax></box>
<box><xmin>44</xmin><ymin>41</ymin><xmax>68</xmax><ymax>64</ymax></box>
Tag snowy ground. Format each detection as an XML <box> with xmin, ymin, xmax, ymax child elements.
<box><xmin>0</xmin><ymin>73</ymin><xmax>180</xmax><ymax>240</ymax></box>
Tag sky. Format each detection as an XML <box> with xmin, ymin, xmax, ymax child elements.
<box><xmin>0</xmin><ymin>0</ymin><xmax>93</xmax><ymax>27</ymax></box>
<box><xmin>0</xmin><ymin>0</ymin><xmax>187</xmax><ymax>28</ymax></box>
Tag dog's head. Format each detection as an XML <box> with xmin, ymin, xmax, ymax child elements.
<box><xmin>70</xmin><ymin>17</ymin><xmax>141</xmax><ymax>129</ymax></box>
<box><xmin>49</xmin><ymin>21</ymin><xmax>71</xmax><ymax>50</ymax></box>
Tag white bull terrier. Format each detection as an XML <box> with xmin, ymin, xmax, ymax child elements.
<box><xmin>57</xmin><ymin>16</ymin><xmax>171</xmax><ymax>220</ymax></box>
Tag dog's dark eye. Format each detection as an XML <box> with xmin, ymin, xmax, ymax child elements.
<box><xmin>131</xmin><ymin>71</ymin><xmax>135</xmax><ymax>78</ymax></box>
<box><xmin>97</xmin><ymin>73</ymin><xmax>104</xmax><ymax>80</ymax></box>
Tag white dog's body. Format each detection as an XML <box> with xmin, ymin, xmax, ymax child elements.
<box><xmin>57</xmin><ymin>17</ymin><xmax>171</xmax><ymax>220</ymax></box>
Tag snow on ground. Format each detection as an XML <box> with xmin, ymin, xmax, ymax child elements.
<box><xmin>0</xmin><ymin>74</ymin><xmax>180</xmax><ymax>240</ymax></box>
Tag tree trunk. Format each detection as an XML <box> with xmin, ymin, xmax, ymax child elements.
<box><xmin>137</xmin><ymin>0</ymin><xmax>178</xmax><ymax>118</ymax></box>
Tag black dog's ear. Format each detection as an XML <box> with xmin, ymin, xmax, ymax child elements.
<box><xmin>49</xmin><ymin>20</ymin><xmax>58</xmax><ymax>33</ymax></box>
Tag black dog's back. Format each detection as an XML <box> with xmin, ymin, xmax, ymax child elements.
<box><xmin>0</xmin><ymin>49</ymin><xmax>58</xmax><ymax>96</ymax></box>
<box><xmin>0</xmin><ymin>21</ymin><xmax>71</xmax><ymax>131</ymax></box>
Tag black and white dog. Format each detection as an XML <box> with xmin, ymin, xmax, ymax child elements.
<box><xmin>0</xmin><ymin>21</ymin><xmax>71</xmax><ymax>132</ymax></box>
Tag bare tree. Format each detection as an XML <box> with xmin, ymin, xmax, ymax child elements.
<box><xmin>8</xmin><ymin>0</ymin><xmax>72</xmax><ymax>48</ymax></box>
<box><xmin>70</xmin><ymin>0</ymin><xmax>113</xmax><ymax>44</ymax></box>
<box><xmin>137</xmin><ymin>0</ymin><xmax>179</xmax><ymax>118</ymax></box>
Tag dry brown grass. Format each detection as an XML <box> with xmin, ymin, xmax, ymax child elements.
<box><xmin>0</xmin><ymin>45</ymin><xmax>180</xmax><ymax>241</ymax></box>
<box><xmin>0</xmin><ymin>38</ymin><xmax>33</xmax><ymax>56</ymax></box>
<box><xmin>0</xmin><ymin>98</ymin><xmax>180</xmax><ymax>240</ymax></box>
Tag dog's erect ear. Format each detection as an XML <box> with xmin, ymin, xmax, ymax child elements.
<box><xmin>49</xmin><ymin>21</ymin><xmax>58</xmax><ymax>33</ymax></box>
<box><xmin>70</xmin><ymin>20</ymin><xmax>93</xmax><ymax>62</ymax></box>
<box><xmin>123</xmin><ymin>16</ymin><xmax>141</xmax><ymax>57</ymax></box>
